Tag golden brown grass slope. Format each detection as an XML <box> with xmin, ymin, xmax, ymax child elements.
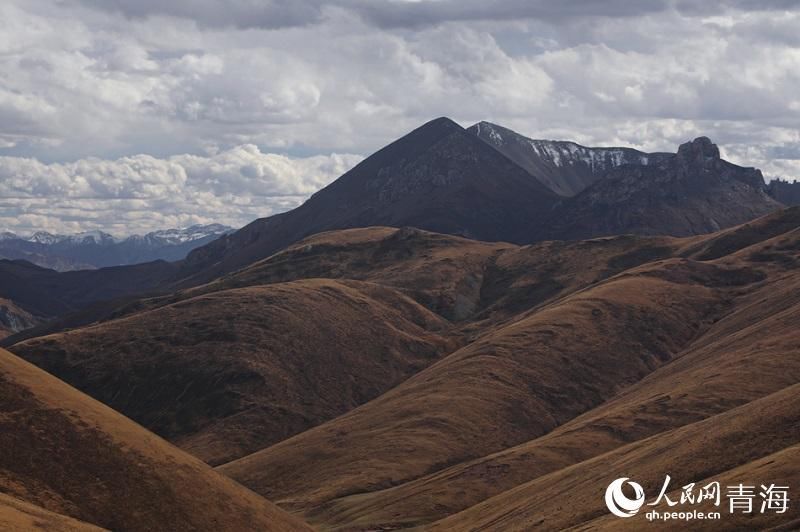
<box><xmin>432</xmin><ymin>383</ymin><xmax>800</xmax><ymax>531</ymax></box>
<box><xmin>8</xmin><ymin>207</ymin><xmax>800</xmax><ymax>531</ymax></box>
<box><xmin>0</xmin><ymin>348</ymin><xmax>310</xmax><ymax>532</ymax></box>
<box><xmin>217</xmin><ymin>208</ymin><xmax>800</xmax><ymax>530</ymax></box>
<box><xmin>11</xmin><ymin>279</ymin><xmax>456</xmax><ymax>465</ymax></box>
<box><xmin>0</xmin><ymin>493</ymin><xmax>106</xmax><ymax>532</ymax></box>
<box><xmin>218</xmin><ymin>258</ymin><xmax>740</xmax><ymax>508</ymax></box>
<box><xmin>161</xmin><ymin>225</ymin><xmax>685</xmax><ymax>330</ymax></box>
<box><xmin>319</xmin><ymin>231</ymin><xmax>800</xmax><ymax>530</ymax></box>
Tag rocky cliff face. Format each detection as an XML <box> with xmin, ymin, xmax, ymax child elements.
<box><xmin>538</xmin><ymin>136</ymin><xmax>782</xmax><ymax>239</ymax></box>
<box><xmin>469</xmin><ymin>121</ymin><xmax>671</xmax><ymax>196</ymax></box>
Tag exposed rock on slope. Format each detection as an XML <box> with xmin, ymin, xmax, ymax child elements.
<box><xmin>0</xmin><ymin>298</ymin><xmax>40</xmax><ymax>339</ymax></box>
<box><xmin>469</xmin><ymin>120</ymin><xmax>670</xmax><ymax>196</ymax></box>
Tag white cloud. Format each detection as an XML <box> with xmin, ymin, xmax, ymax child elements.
<box><xmin>0</xmin><ymin>147</ymin><xmax>362</xmax><ymax>235</ymax></box>
<box><xmin>0</xmin><ymin>1</ymin><xmax>798</xmax><ymax>234</ymax></box>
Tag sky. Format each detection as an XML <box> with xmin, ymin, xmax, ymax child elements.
<box><xmin>1</xmin><ymin>0</ymin><xmax>799</xmax><ymax>236</ymax></box>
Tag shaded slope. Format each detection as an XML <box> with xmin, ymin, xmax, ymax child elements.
<box><xmin>11</xmin><ymin>279</ymin><xmax>456</xmax><ymax>465</ymax></box>
<box><xmin>178</xmin><ymin>117</ymin><xmax>558</xmax><ymax>285</ymax></box>
<box><xmin>0</xmin><ymin>259</ymin><xmax>177</xmax><ymax>318</ymax></box>
<box><xmin>539</xmin><ymin>137</ymin><xmax>782</xmax><ymax>240</ymax></box>
<box><xmin>0</xmin><ymin>348</ymin><xmax>309</xmax><ymax>532</ymax></box>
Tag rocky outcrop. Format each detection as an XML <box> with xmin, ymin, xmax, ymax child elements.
<box><xmin>0</xmin><ymin>299</ymin><xmax>40</xmax><ymax>339</ymax></box>
<box><xmin>768</xmin><ymin>178</ymin><xmax>800</xmax><ymax>206</ymax></box>
<box><xmin>537</xmin><ymin>137</ymin><xmax>782</xmax><ymax>239</ymax></box>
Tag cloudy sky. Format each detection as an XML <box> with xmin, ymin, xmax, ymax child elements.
<box><xmin>1</xmin><ymin>0</ymin><xmax>799</xmax><ymax>235</ymax></box>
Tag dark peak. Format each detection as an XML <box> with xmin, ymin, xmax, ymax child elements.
<box><xmin>418</xmin><ymin>116</ymin><xmax>463</xmax><ymax>134</ymax></box>
<box><xmin>677</xmin><ymin>136</ymin><xmax>720</xmax><ymax>164</ymax></box>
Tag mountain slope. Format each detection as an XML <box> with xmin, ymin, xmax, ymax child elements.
<box><xmin>0</xmin><ymin>493</ymin><xmax>106</xmax><ymax>532</ymax></box>
<box><xmin>218</xmin><ymin>257</ymin><xmax>737</xmax><ymax>511</ymax></box>
<box><xmin>178</xmin><ymin>117</ymin><xmax>558</xmax><ymax>285</ymax></box>
<box><xmin>215</xmin><ymin>209</ymin><xmax>798</xmax><ymax>530</ymax></box>
<box><xmin>10</xmin><ymin>279</ymin><xmax>456</xmax><ymax>465</ymax></box>
<box><xmin>432</xmin><ymin>385</ymin><xmax>800</xmax><ymax>531</ymax></box>
<box><xmin>0</xmin><ymin>259</ymin><xmax>177</xmax><ymax>319</ymax></box>
<box><xmin>539</xmin><ymin>137</ymin><xmax>783</xmax><ymax>239</ymax></box>
<box><xmin>469</xmin><ymin>121</ymin><xmax>670</xmax><ymax>196</ymax></box>
<box><xmin>0</xmin><ymin>347</ymin><xmax>310</xmax><ymax>531</ymax></box>
<box><xmin>311</xmin><ymin>214</ymin><xmax>800</xmax><ymax>528</ymax></box>
<box><xmin>5</xmin><ymin>209</ymin><xmax>798</xmax><ymax>530</ymax></box>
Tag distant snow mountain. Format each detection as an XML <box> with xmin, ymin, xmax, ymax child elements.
<box><xmin>27</xmin><ymin>230</ymin><xmax>118</xmax><ymax>246</ymax></box>
<box><xmin>0</xmin><ymin>224</ymin><xmax>234</xmax><ymax>271</ymax></box>
<box><xmin>469</xmin><ymin>121</ymin><xmax>672</xmax><ymax>196</ymax></box>
<box><xmin>129</xmin><ymin>224</ymin><xmax>234</xmax><ymax>246</ymax></box>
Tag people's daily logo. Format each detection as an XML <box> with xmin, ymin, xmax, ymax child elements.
<box><xmin>605</xmin><ymin>477</ymin><xmax>645</xmax><ymax>518</ymax></box>
<box><xmin>604</xmin><ymin>475</ymin><xmax>789</xmax><ymax>523</ymax></box>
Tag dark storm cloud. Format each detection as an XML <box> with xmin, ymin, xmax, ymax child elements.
<box><xmin>349</xmin><ymin>0</ymin><xmax>670</xmax><ymax>29</ymax></box>
<box><xmin>73</xmin><ymin>0</ymin><xmax>800</xmax><ymax>30</ymax></box>
<box><xmin>76</xmin><ymin>0</ymin><xmax>329</xmax><ymax>29</ymax></box>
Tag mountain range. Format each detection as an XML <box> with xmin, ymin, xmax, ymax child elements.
<box><xmin>0</xmin><ymin>224</ymin><xmax>233</xmax><ymax>271</ymax></box>
<box><xmin>176</xmin><ymin>118</ymin><xmax>792</xmax><ymax>286</ymax></box>
<box><xmin>1</xmin><ymin>117</ymin><xmax>799</xmax><ymax>530</ymax></box>
<box><xmin>6</xmin><ymin>208</ymin><xmax>800</xmax><ymax>530</ymax></box>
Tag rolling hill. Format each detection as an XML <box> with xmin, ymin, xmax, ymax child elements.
<box><xmin>209</xmin><ymin>208</ymin><xmax>799</xmax><ymax>529</ymax></box>
<box><xmin>308</xmin><ymin>209</ymin><xmax>800</xmax><ymax>529</ymax></box>
<box><xmin>0</xmin><ymin>347</ymin><xmax>310</xmax><ymax>531</ymax></box>
<box><xmin>0</xmin><ymin>493</ymin><xmax>105</xmax><ymax>532</ymax></box>
<box><xmin>5</xmin><ymin>207</ymin><xmax>799</xmax><ymax>530</ymax></box>
<box><xmin>10</xmin><ymin>278</ymin><xmax>457</xmax><ymax>465</ymax></box>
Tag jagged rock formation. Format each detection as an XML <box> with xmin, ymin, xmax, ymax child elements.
<box><xmin>768</xmin><ymin>177</ymin><xmax>800</xmax><ymax>206</ymax></box>
<box><xmin>537</xmin><ymin>136</ymin><xmax>782</xmax><ymax>239</ymax></box>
